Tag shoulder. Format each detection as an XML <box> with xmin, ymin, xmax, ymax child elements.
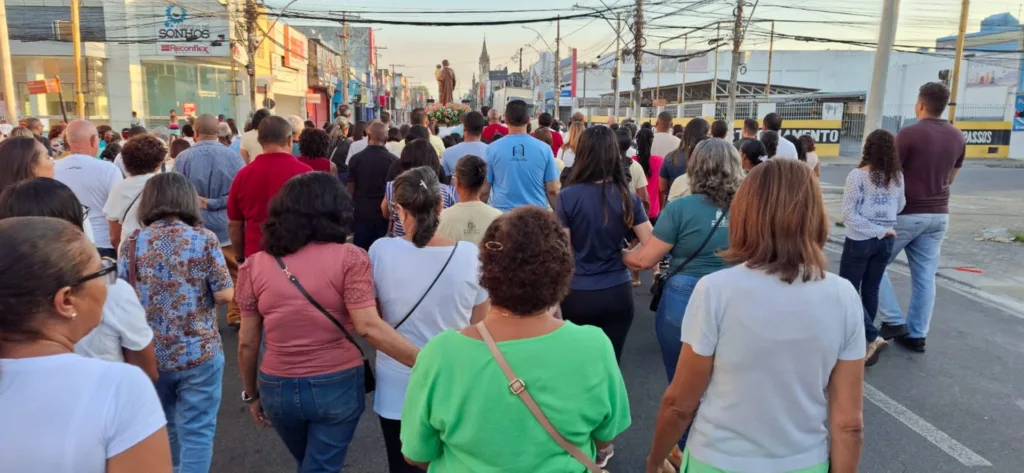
<box><xmin>192</xmin><ymin>227</ymin><xmax>221</xmax><ymax>246</ymax></box>
<box><xmin>417</xmin><ymin>330</ymin><xmax>466</xmax><ymax>365</ymax></box>
<box><xmin>368</xmin><ymin>236</ymin><xmax>400</xmax><ymax>261</ymax></box>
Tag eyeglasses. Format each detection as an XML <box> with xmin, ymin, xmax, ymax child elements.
<box><xmin>75</xmin><ymin>257</ymin><xmax>118</xmax><ymax>286</ymax></box>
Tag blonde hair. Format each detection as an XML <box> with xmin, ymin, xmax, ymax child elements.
<box><xmin>720</xmin><ymin>159</ymin><xmax>828</xmax><ymax>283</ymax></box>
<box><xmin>562</xmin><ymin>121</ymin><xmax>585</xmax><ymax>152</ymax></box>
<box><xmin>287</xmin><ymin>115</ymin><xmax>304</xmax><ymax>137</ymax></box>
<box><xmin>688</xmin><ymin>138</ymin><xmax>744</xmax><ymax>209</ymax></box>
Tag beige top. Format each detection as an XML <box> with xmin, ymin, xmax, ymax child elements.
<box><xmin>667</xmin><ymin>173</ymin><xmax>692</xmax><ymax>202</ymax></box>
<box><xmin>240</xmin><ymin>129</ymin><xmax>263</xmax><ymax>161</ymax></box>
<box><xmin>438</xmin><ymin>201</ymin><xmax>504</xmax><ymax>245</ymax></box>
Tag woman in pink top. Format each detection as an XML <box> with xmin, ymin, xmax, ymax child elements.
<box><xmin>631</xmin><ymin>128</ymin><xmax>665</xmax><ymax>285</ymax></box>
<box><xmin>236</xmin><ymin>172</ymin><xmax>418</xmax><ymax>473</ymax></box>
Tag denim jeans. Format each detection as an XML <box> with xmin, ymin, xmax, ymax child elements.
<box><xmin>259</xmin><ymin>365</ymin><xmax>366</xmax><ymax>473</ymax></box>
<box><xmin>654</xmin><ymin>273</ymin><xmax>701</xmax><ymax>450</ymax></box>
<box><xmin>839</xmin><ymin>236</ymin><xmax>895</xmax><ymax>343</ymax></box>
<box><xmin>877</xmin><ymin>214</ymin><xmax>949</xmax><ymax>338</ymax></box>
<box><xmin>154</xmin><ymin>352</ymin><xmax>224</xmax><ymax>473</ymax></box>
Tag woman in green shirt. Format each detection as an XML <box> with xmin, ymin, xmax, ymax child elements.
<box><xmin>400</xmin><ymin>206</ymin><xmax>632</xmax><ymax>472</ymax></box>
<box><xmin>624</xmin><ymin>138</ymin><xmax>743</xmax><ymax>453</ymax></box>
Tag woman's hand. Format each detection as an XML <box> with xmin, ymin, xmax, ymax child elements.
<box><xmin>248</xmin><ymin>400</ymin><xmax>272</xmax><ymax>428</ymax></box>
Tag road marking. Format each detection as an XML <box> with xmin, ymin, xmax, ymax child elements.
<box><xmin>1016</xmin><ymin>399</ymin><xmax>1024</xmax><ymax>411</ymax></box>
<box><xmin>864</xmin><ymin>384</ymin><xmax>992</xmax><ymax>467</ymax></box>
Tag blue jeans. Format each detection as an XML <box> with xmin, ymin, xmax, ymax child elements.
<box><xmin>877</xmin><ymin>214</ymin><xmax>949</xmax><ymax>338</ymax></box>
<box><xmin>259</xmin><ymin>365</ymin><xmax>366</xmax><ymax>473</ymax></box>
<box><xmin>154</xmin><ymin>352</ymin><xmax>224</xmax><ymax>473</ymax></box>
<box><xmin>654</xmin><ymin>273</ymin><xmax>701</xmax><ymax>450</ymax></box>
<box><xmin>839</xmin><ymin>236</ymin><xmax>895</xmax><ymax>343</ymax></box>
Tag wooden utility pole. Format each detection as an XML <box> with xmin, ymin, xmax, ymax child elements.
<box><xmin>245</xmin><ymin>0</ymin><xmax>257</xmax><ymax>110</ymax></box>
<box><xmin>765</xmin><ymin>21</ymin><xmax>774</xmax><ymax>102</ymax></box>
<box><xmin>948</xmin><ymin>0</ymin><xmax>970</xmax><ymax>122</ymax></box>
<box><xmin>340</xmin><ymin>14</ymin><xmax>350</xmax><ymax>106</ymax></box>
<box><xmin>554</xmin><ymin>15</ymin><xmax>561</xmax><ymax>116</ymax></box>
<box><xmin>0</xmin><ymin>0</ymin><xmax>17</xmax><ymax>123</ymax></box>
<box><xmin>724</xmin><ymin>0</ymin><xmax>744</xmax><ymax>129</ymax></box>
<box><xmin>613</xmin><ymin>13</ymin><xmax>622</xmax><ymax>119</ymax></box>
<box><xmin>712</xmin><ymin>22</ymin><xmax>720</xmax><ymax>102</ymax></box>
<box><xmin>632</xmin><ymin>0</ymin><xmax>644</xmax><ymax>121</ymax></box>
<box><xmin>71</xmin><ymin>0</ymin><xmax>85</xmax><ymax>116</ymax></box>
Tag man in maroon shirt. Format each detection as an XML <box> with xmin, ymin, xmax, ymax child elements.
<box><xmin>537</xmin><ymin>112</ymin><xmax>564</xmax><ymax>156</ymax></box>
<box><xmin>875</xmin><ymin>82</ymin><xmax>965</xmax><ymax>354</ymax></box>
<box><xmin>481</xmin><ymin>108</ymin><xmax>509</xmax><ymax>143</ymax></box>
<box><xmin>227</xmin><ymin>116</ymin><xmax>312</xmax><ymax>263</ymax></box>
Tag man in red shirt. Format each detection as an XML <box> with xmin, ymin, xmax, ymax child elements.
<box><xmin>481</xmin><ymin>108</ymin><xmax>509</xmax><ymax>143</ymax></box>
<box><xmin>537</xmin><ymin>112</ymin><xmax>563</xmax><ymax>156</ymax></box>
<box><xmin>227</xmin><ymin>116</ymin><xmax>312</xmax><ymax>262</ymax></box>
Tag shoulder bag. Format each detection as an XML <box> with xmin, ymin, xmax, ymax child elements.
<box><xmin>393</xmin><ymin>243</ymin><xmax>458</xmax><ymax>330</ymax></box>
<box><xmin>649</xmin><ymin>210</ymin><xmax>727</xmax><ymax>312</ymax></box>
<box><xmin>126</xmin><ymin>229</ymin><xmax>142</xmax><ymax>287</ymax></box>
<box><xmin>275</xmin><ymin>256</ymin><xmax>376</xmax><ymax>393</ymax></box>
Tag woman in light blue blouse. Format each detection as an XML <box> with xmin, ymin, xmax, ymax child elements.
<box><xmin>839</xmin><ymin>129</ymin><xmax>905</xmax><ymax>367</ymax></box>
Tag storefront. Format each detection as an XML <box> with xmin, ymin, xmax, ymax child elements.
<box><xmin>306</xmin><ymin>39</ymin><xmax>341</xmax><ymax>126</ymax></box>
<box><xmin>141</xmin><ymin>61</ymin><xmax>237</xmax><ymax>122</ymax></box>
<box><xmin>258</xmin><ymin>25</ymin><xmax>309</xmax><ymax>119</ymax></box>
<box><xmin>9</xmin><ymin>55</ymin><xmax>110</xmax><ymax>123</ymax></box>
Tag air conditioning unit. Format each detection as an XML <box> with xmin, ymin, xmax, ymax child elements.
<box><xmin>53</xmin><ymin>21</ymin><xmax>72</xmax><ymax>42</ymax></box>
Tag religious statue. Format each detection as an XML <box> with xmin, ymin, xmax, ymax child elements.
<box><xmin>436</xmin><ymin>59</ymin><xmax>456</xmax><ymax>105</ymax></box>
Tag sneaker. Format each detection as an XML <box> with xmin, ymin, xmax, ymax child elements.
<box><xmin>895</xmin><ymin>336</ymin><xmax>926</xmax><ymax>353</ymax></box>
<box><xmin>596</xmin><ymin>444</ymin><xmax>614</xmax><ymax>469</ymax></box>
<box><xmin>878</xmin><ymin>323</ymin><xmax>908</xmax><ymax>340</ymax></box>
<box><xmin>865</xmin><ymin>338</ymin><xmax>889</xmax><ymax>367</ymax></box>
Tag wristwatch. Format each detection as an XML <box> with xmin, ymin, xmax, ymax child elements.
<box><xmin>241</xmin><ymin>390</ymin><xmax>259</xmax><ymax>403</ymax></box>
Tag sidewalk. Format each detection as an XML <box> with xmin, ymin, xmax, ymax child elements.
<box><xmin>822</xmin><ymin>188</ymin><xmax>1024</xmax><ymax>314</ymax></box>
<box><xmin>821</xmin><ymin>155</ymin><xmax>1024</xmax><ymax>168</ymax></box>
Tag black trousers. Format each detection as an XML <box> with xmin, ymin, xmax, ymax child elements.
<box><xmin>560</xmin><ymin>281</ymin><xmax>635</xmax><ymax>362</ymax></box>
<box><xmin>379</xmin><ymin>417</ymin><xmax>425</xmax><ymax>473</ymax></box>
<box><xmin>353</xmin><ymin>217</ymin><xmax>389</xmax><ymax>251</ymax></box>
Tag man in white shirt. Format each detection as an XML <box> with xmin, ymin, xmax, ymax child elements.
<box><xmin>652</xmin><ymin>112</ymin><xmax>681</xmax><ymax>157</ymax></box>
<box><xmin>54</xmin><ymin>120</ymin><xmax>123</xmax><ymax>259</ymax></box>
<box><xmin>764</xmin><ymin>112</ymin><xmax>798</xmax><ymax>159</ymax></box>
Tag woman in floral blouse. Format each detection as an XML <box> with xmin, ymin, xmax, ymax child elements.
<box><xmin>118</xmin><ymin>172</ymin><xmax>234</xmax><ymax>473</ymax></box>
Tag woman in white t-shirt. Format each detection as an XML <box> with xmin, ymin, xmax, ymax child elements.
<box><xmin>0</xmin><ymin>217</ymin><xmax>170</xmax><ymax>473</ymax></box>
<box><xmin>104</xmin><ymin>134</ymin><xmax>166</xmax><ymax>254</ymax></box>
<box><xmin>240</xmin><ymin>109</ymin><xmax>271</xmax><ymax>163</ymax></box>
<box><xmin>557</xmin><ymin>120</ymin><xmax>584</xmax><ymax>168</ymax></box>
<box><xmin>645</xmin><ymin>159</ymin><xmax>865</xmax><ymax>473</ymax></box>
<box><xmin>369</xmin><ymin>166</ymin><xmax>489</xmax><ymax>473</ymax></box>
<box><xmin>0</xmin><ymin>177</ymin><xmax>158</xmax><ymax>381</ymax></box>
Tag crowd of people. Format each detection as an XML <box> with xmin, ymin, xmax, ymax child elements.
<box><xmin>0</xmin><ymin>80</ymin><xmax>965</xmax><ymax>473</ymax></box>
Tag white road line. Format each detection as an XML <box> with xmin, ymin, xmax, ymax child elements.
<box><xmin>864</xmin><ymin>384</ymin><xmax>992</xmax><ymax>467</ymax></box>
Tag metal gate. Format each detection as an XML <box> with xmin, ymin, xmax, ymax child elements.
<box><xmin>840</xmin><ymin>111</ymin><xmax>865</xmax><ymax>157</ymax></box>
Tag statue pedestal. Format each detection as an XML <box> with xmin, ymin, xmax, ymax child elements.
<box><xmin>437</xmin><ymin>126</ymin><xmax>454</xmax><ymax>138</ymax></box>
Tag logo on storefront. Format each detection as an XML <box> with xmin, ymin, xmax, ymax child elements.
<box><xmin>164</xmin><ymin>6</ymin><xmax>187</xmax><ymax>28</ymax></box>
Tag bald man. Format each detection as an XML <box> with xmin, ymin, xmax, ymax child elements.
<box><xmin>53</xmin><ymin>120</ymin><xmax>123</xmax><ymax>258</ymax></box>
<box><xmin>346</xmin><ymin>121</ymin><xmax>397</xmax><ymax>250</ymax></box>
<box><xmin>482</xmin><ymin>108</ymin><xmax>509</xmax><ymax>143</ymax></box>
<box><xmin>174</xmin><ymin>114</ymin><xmax>246</xmax><ymax>325</ymax></box>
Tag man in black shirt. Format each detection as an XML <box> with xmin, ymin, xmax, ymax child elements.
<box><xmin>347</xmin><ymin>121</ymin><xmax>397</xmax><ymax>250</ymax></box>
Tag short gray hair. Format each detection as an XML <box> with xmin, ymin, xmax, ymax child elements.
<box><xmin>151</xmin><ymin>126</ymin><xmax>171</xmax><ymax>144</ymax></box>
<box><xmin>287</xmin><ymin>115</ymin><xmax>304</xmax><ymax>137</ymax></box>
<box><xmin>137</xmin><ymin>173</ymin><xmax>202</xmax><ymax>227</ymax></box>
<box><xmin>217</xmin><ymin>123</ymin><xmax>232</xmax><ymax>138</ymax></box>
<box><xmin>688</xmin><ymin>138</ymin><xmax>744</xmax><ymax>209</ymax></box>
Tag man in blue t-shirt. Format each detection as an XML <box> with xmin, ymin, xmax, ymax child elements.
<box><xmin>442</xmin><ymin>111</ymin><xmax>489</xmax><ymax>177</ymax></box>
<box><xmin>484</xmin><ymin>100</ymin><xmax>561</xmax><ymax>211</ymax></box>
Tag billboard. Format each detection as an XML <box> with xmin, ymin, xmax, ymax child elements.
<box><xmin>155</xmin><ymin>4</ymin><xmax>230</xmax><ymax>57</ymax></box>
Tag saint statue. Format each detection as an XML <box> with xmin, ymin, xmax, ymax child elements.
<box><xmin>436</xmin><ymin>59</ymin><xmax>456</xmax><ymax>105</ymax></box>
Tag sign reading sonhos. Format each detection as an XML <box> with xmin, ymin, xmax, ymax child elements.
<box><xmin>155</xmin><ymin>5</ymin><xmax>230</xmax><ymax>57</ymax></box>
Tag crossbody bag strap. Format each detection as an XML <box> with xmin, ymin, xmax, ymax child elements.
<box><xmin>393</xmin><ymin>243</ymin><xmax>459</xmax><ymax>330</ymax></box>
<box><xmin>477</xmin><ymin>322</ymin><xmax>604</xmax><ymax>473</ymax></box>
<box><xmin>127</xmin><ymin>229</ymin><xmax>141</xmax><ymax>288</ymax></box>
<box><xmin>663</xmin><ymin>210</ymin><xmax>728</xmax><ymax>280</ymax></box>
<box><xmin>274</xmin><ymin>256</ymin><xmax>368</xmax><ymax>360</ymax></box>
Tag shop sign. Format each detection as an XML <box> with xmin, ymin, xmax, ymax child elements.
<box><xmin>26</xmin><ymin>79</ymin><xmax>60</xmax><ymax>95</ymax></box>
<box><xmin>156</xmin><ymin>5</ymin><xmax>230</xmax><ymax>57</ymax></box>
<box><xmin>182</xmin><ymin>102</ymin><xmax>197</xmax><ymax>116</ymax></box>
<box><xmin>282</xmin><ymin>27</ymin><xmax>307</xmax><ymax>70</ymax></box>
<box><xmin>305</xmin><ymin>93</ymin><xmax>321</xmax><ymax>104</ymax></box>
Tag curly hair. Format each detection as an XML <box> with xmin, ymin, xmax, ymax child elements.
<box><xmin>299</xmin><ymin>128</ymin><xmax>330</xmax><ymax>158</ymax></box>
<box><xmin>861</xmin><ymin>129</ymin><xmax>902</xmax><ymax>188</ymax></box>
<box><xmin>261</xmin><ymin>173</ymin><xmax>353</xmax><ymax>257</ymax></box>
<box><xmin>688</xmin><ymin>138</ymin><xmax>744</xmax><ymax>210</ymax></box>
<box><xmin>122</xmin><ymin>134</ymin><xmax>168</xmax><ymax>176</ymax></box>
<box><xmin>479</xmin><ymin>207</ymin><xmax>574</xmax><ymax>315</ymax></box>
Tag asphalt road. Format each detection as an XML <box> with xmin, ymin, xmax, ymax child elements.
<box><xmin>208</xmin><ymin>249</ymin><xmax>1024</xmax><ymax>473</ymax></box>
<box><xmin>820</xmin><ymin>164</ymin><xmax>1024</xmax><ymax>195</ymax></box>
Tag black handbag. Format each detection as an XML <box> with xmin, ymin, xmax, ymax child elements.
<box><xmin>649</xmin><ymin>211</ymin><xmax>727</xmax><ymax>312</ymax></box>
<box><xmin>274</xmin><ymin>256</ymin><xmax>376</xmax><ymax>393</ymax></box>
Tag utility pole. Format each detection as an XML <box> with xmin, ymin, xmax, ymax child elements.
<box><xmin>765</xmin><ymin>21</ymin><xmax>774</xmax><ymax>102</ymax></box>
<box><xmin>681</xmin><ymin>34</ymin><xmax>688</xmax><ymax>106</ymax></box>
<box><xmin>245</xmin><ymin>0</ymin><xmax>257</xmax><ymax>111</ymax></box>
<box><xmin>724</xmin><ymin>0</ymin><xmax>744</xmax><ymax>130</ymax></box>
<box><xmin>554</xmin><ymin>15</ymin><xmax>561</xmax><ymax>117</ymax></box>
<box><xmin>948</xmin><ymin>0</ymin><xmax>970</xmax><ymax>123</ymax></box>
<box><xmin>864</xmin><ymin>0</ymin><xmax>901</xmax><ymax>139</ymax></box>
<box><xmin>0</xmin><ymin>0</ymin><xmax>17</xmax><ymax>123</ymax></box>
<box><xmin>632</xmin><ymin>0</ymin><xmax>644</xmax><ymax>121</ymax></box>
<box><xmin>71</xmin><ymin>0</ymin><xmax>85</xmax><ymax>117</ymax></box>
<box><xmin>519</xmin><ymin>47</ymin><xmax>523</xmax><ymax>75</ymax></box>
<box><xmin>340</xmin><ymin>13</ymin><xmax>350</xmax><ymax>107</ymax></box>
<box><xmin>613</xmin><ymin>13</ymin><xmax>622</xmax><ymax>119</ymax></box>
<box><xmin>712</xmin><ymin>22</ymin><xmax>720</xmax><ymax>102</ymax></box>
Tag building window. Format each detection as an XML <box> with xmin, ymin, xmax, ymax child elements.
<box><xmin>142</xmin><ymin>62</ymin><xmax>235</xmax><ymax>121</ymax></box>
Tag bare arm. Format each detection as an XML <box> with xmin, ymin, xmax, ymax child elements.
<box><xmin>238</xmin><ymin>315</ymin><xmax>263</xmax><ymax>404</ymax></box>
<box><xmin>381</xmin><ymin>197</ymin><xmax>391</xmax><ymax>220</ymax></box>
<box><xmin>213</xmin><ymin>288</ymin><xmax>234</xmax><ymax>306</ymax></box>
<box><xmin>240</xmin><ymin>147</ymin><xmax>250</xmax><ymax>164</ymax></box>
<box><xmin>480</xmin><ymin>182</ymin><xmax>491</xmax><ymax>203</ymax></box>
<box><xmin>122</xmin><ymin>342</ymin><xmax>159</xmax><ymax>382</ymax></box>
<box><xmin>107</xmin><ymin>428</ymin><xmax>173</xmax><ymax>473</ymax></box>
<box><xmin>330</xmin><ymin>161</ymin><xmax>338</xmax><ymax>175</ymax></box>
<box><xmin>545</xmin><ymin>180</ymin><xmax>561</xmax><ymax>210</ymax></box>
<box><xmin>659</xmin><ymin>177</ymin><xmax>670</xmax><ymax>208</ymax></box>
<box><xmin>109</xmin><ymin>221</ymin><xmax>123</xmax><ymax>252</ymax></box>
<box><xmin>624</xmin><ymin>236</ymin><xmax>673</xmax><ymax>271</ymax></box>
<box><xmin>949</xmin><ymin>168</ymin><xmax>960</xmax><ymax>185</ymax></box>
<box><xmin>814</xmin><ymin>161</ymin><xmax>821</xmax><ymax>178</ymax></box>
<box><xmin>633</xmin><ymin>221</ymin><xmax>654</xmax><ymax>246</ymax></box>
<box><xmin>470</xmin><ymin>300</ymin><xmax>490</xmax><ymax>325</ymax></box>
<box><xmin>228</xmin><ymin>221</ymin><xmax>245</xmax><ymax>257</ymax></box>
<box><xmin>828</xmin><ymin>359</ymin><xmax>865</xmax><ymax>473</ymax></box>
<box><xmin>350</xmin><ymin>306</ymin><xmax>419</xmax><ymax>367</ymax></box>
<box><xmin>636</xmin><ymin>185</ymin><xmax>650</xmax><ymax>214</ymax></box>
<box><xmin>646</xmin><ymin>344</ymin><xmax>713</xmax><ymax>473</ymax></box>
<box><xmin>346</xmin><ymin>181</ymin><xmax>355</xmax><ymax>199</ymax></box>
<box><xmin>404</xmin><ymin>457</ymin><xmax>429</xmax><ymax>470</ymax></box>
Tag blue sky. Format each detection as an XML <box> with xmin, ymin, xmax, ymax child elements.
<box><xmin>276</xmin><ymin>0</ymin><xmax>1016</xmax><ymax>97</ymax></box>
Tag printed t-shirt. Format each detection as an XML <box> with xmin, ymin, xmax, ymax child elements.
<box><xmin>556</xmin><ymin>183</ymin><xmax>648</xmax><ymax>290</ymax></box>
<box><xmin>653</xmin><ymin>194</ymin><xmax>729</xmax><ymax>277</ymax></box>
<box><xmin>438</xmin><ymin>201</ymin><xmax>503</xmax><ymax>245</ymax></box>
<box><xmin>486</xmin><ymin>134</ymin><xmax>560</xmax><ymax>211</ymax></box>
<box><xmin>401</xmin><ymin>323</ymin><xmax>631</xmax><ymax>472</ymax></box>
